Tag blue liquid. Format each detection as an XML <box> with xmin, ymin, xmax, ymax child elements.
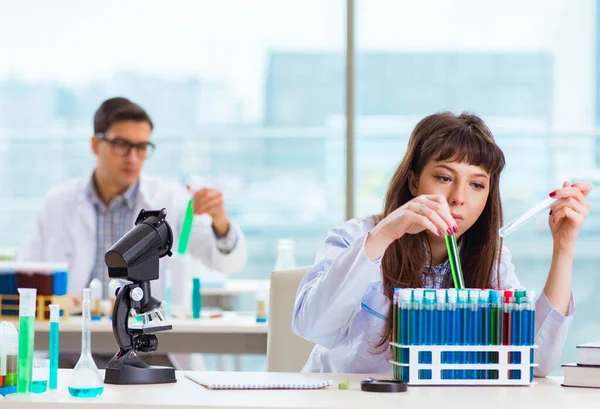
<box><xmin>458</xmin><ymin>305</ymin><xmax>468</xmax><ymax>380</ymax></box>
<box><xmin>423</xmin><ymin>307</ymin><xmax>432</xmax><ymax>348</ymax></box>
<box><xmin>31</xmin><ymin>380</ymin><xmax>47</xmax><ymax>394</ymax></box>
<box><xmin>446</xmin><ymin>308</ymin><xmax>457</xmax><ymax>379</ymax></box>
<box><xmin>414</xmin><ymin>305</ymin><xmax>427</xmax><ymax>379</ymax></box>
<box><xmin>435</xmin><ymin>307</ymin><xmax>445</xmax><ymax>345</ymax></box>
<box><xmin>68</xmin><ymin>386</ymin><xmax>104</xmax><ymax>398</ymax></box>
<box><xmin>480</xmin><ymin>306</ymin><xmax>490</xmax><ymax>379</ymax></box>
<box><xmin>192</xmin><ymin>278</ymin><xmax>202</xmax><ymax>319</ymax></box>
<box><xmin>400</xmin><ymin>307</ymin><xmax>411</xmax><ymax>382</ymax></box>
<box><xmin>468</xmin><ymin>307</ymin><xmax>476</xmax><ymax>379</ymax></box>
<box><xmin>509</xmin><ymin>308</ymin><xmax>521</xmax><ymax>379</ymax></box>
<box><xmin>413</xmin><ymin>306</ymin><xmax>422</xmax><ymax>345</ymax></box>
<box><xmin>392</xmin><ymin>301</ymin><xmax>398</xmax><ymax>380</ymax></box>
<box><xmin>0</xmin><ymin>386</ymin><xmax>17</xmax><ymax>396</ymax></box>
<box><xmin>523</xmin><ymin>309</ymin><xmax>535</xmax><ymax>381</ymax></box>
<box><xmin>49</xmin><ymin>322</ymin><xmax>59</xmax><ymax>390</ymax></box>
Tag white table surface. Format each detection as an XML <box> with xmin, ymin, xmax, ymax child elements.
<box><xmin>2</xmin><ymin>370</ymin><xmax>598</xmax><ymax>409</ymax></box>
<box><xmin>33</xmin><ymin>315</ymin><xmax>267</xmax><ymax>355</ymax></box>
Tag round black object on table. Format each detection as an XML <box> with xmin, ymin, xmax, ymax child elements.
<box><xmin>361</xmin><ymin>377</ymin><xmax>408</xmax><ymax>393</ymax></box>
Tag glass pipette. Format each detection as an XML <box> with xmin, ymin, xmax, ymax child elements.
<box><xmin>499</xmin><ymin>197</ymin><xmax>557</xmax><ymax>238</ymax></box>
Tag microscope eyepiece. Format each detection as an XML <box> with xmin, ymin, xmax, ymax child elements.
<box><xmin>105</xmin><ymin>208</ymin><xmax>173</xmax><ymax>281</ymax></box>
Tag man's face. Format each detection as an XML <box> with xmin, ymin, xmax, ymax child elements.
<box><xmin>92</xmin><ymin>120</ymin><xmax>153</xmax><ymax>189</ymax></box>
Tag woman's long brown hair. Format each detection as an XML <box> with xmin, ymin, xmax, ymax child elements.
<box><xmin>375</xmin><ymin>111</ymin><xmax>506</xmax><ymax>347</ymax></box>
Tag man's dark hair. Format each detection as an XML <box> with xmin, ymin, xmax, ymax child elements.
<box><xmin>93</xmin><ymin>97</ymin><xmax>154</xmax><ymax>134</ymax></box>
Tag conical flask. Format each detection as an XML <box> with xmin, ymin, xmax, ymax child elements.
<box><xmin>68</xmin><ymin>288</ymin><xmax>104</xmax><ymax>398</ymax></box>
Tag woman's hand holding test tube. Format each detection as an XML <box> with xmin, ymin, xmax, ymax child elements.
<box><xmin>547</xmin><ymin>181</ymin><xmax>592</xmax><ymax>252</ymax></box>
<box><xmin>499</xmin><ymin>182</ymin><xmax>592</xmax><ymax>247</ymax></box>
<box><xmin>366</xmin><ymin>194</ymin><xmax>458</xmax><ymax>261</ymax></box>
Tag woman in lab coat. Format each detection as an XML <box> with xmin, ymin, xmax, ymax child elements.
<box><xmin>293</xmin><ymin>111</ymin><xmax>591</xmax><ymax>377</ymax></box>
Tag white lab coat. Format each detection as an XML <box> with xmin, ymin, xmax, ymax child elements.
<box><xmin>17</xmin><ymin>176</ymin><xmax>248</xmax><ymax>299</ymax></box>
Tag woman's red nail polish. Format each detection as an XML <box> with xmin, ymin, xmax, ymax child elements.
<box><xmin>447</xmin><ymin>228</ymin><xmax>453</xmax><ymax>235</ymax></box>
<box><xmin>453</xmin><ymin>225</ymin><xmax>459</xmax><ymax>233</ymax></box>
<box><xmin>549</xmin><ymin>191</ymin><xmax>556</xmax><ymax>197</ymax></box>
<box><xmin>437</xmin><ymin>229</ymin><xmax>442</xmax><ymax>236</ymax></box>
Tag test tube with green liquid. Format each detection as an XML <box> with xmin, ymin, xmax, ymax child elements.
<box><xmin>178</xmin><ymin>199</ymin><xmax>194</xmax><ymax>255</ymax></box>
<box><xmin>49</xmin><ymin>304</ymin><xmax>60</xmax><ymax>390</ymax></box>
<box><xmin>444</xmin><ymin>234</ymin><xmax>465</xmax><ymax>289</ymax></box>
<box><xmin>17</xmin><ymin>288</ymin><xmax>36</xmax><ymax>393</ymax></box>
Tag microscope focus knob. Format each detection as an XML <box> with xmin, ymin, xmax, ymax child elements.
<box><xmin>131</xmin><ymin>287</ymin><xmax>144</xmax><ymax>302</ymax></box>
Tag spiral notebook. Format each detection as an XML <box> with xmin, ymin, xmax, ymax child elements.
<box><xmin>185</xmin><ymin>372</ymin><xmax>332</xmax><ymax>390</ymax></box>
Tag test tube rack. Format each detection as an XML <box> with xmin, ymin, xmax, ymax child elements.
<box><xmin>390</xmin><ymin>342</ymin><xmax>537</xmax><ymax>386</ymax></box>
<box><xmin>0</xmin><ymin>295</ymin><xmax>70</xmax><ymax>321</ymax></box>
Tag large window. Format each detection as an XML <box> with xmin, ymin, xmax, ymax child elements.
<box><xmin>0</xmin><ymin>0</ymin><xmax>346</xmax><ymax>277</ymax></box>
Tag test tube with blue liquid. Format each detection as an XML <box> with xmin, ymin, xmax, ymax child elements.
<box><xmin>412</xmin><ymin>288</ymin><xmax>424</xmax><ymax>378</ymax></box>
<box><xmin>478</xmin><ymin>290</ymin><xmax>490</xmax><ymax>379</ymax></box>
<box><xmin>524</xmin><ymin>291</ymin><xmax>536</xmax><ymax>381</ymax></box>
<box><xmin>398</xmin><ymin>289</ymin><xmax>412</xmax><ymax>382</ymax></box>
<box><xmin>422</xmin><ymin>291</ymin><xmax>435</xmax><ymax>378</ymax></box>
<box><xmin>456</xmin><ymin>289</ymin><xmax>469</xmax><ymax>380</ymax></box>
<box><xmin>392</xmin><ymin>289</ymin><xmax>399</xmax><ymax>379</ymax></box>
<box><xmin>468</xmin><ymin>290</ymin><xmax>480</xmax><ymax>379</ymax></box>
<box><xmin>435</xmin><ymin>289</ymin><xmax>447</xmax><ymax>346</ymax></box>
<box><xmin>49</xmin><ymin>304</ymin><xmax>59</xmax><ymax>390</ymax></box>
<box><xmin>445</xmin><ymin>289</ymin><xmax>458</xmax><ymax>379</ymax></box>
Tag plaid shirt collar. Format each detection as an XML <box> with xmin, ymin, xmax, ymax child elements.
<box><xmin>85</xmin><ymin>172</ymin><xmax>139</xmax><ymax>210</ymax></box>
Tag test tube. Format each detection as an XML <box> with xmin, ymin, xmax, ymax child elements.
<box><xmin>17</xmin><ymin>288</ymin><xmax>36</xmax><ymax>393</ymax></box>
<box><xmin>423</xmin><ymin>292</ymin><xmax>435</xmax><ymax>356</ymax></box>
<box><xmin>490</xmin><ymin>290</ymin><xmax>503</xmax><ymax>379</ymax></box>
<box><xmin>468</xmin><ymin>290</ymin><xmax>480</xmax><ymax>379</ymax></box>
<box><xmin>0</xmin><ymin>321</ymin><xmax>18</xmax><ymax>396</ymax></box>
<box><xmin>192</xmin><ymin>276</ymin><xmax>202</xmax><ymax>320</ymax></box>
<box><xmin>499</xmin><ymin>197</ymin><xmax>557</xmax><ymax>238</ymax></box>
<box><xmin>392</xmin><ymin>288</ymin><xmax>399</xmax><ymax>379</ymax></box>
<box><xmin>445</xmin><ymin>289</ymin><xmax>458</xmax><ymax>379</ymax></box>
<box><xmin>89</xmin><ymin>279</ymin><xmax>103</xmax><ymax>320</ymax></box>
<box><xmin>398</xmin><ymin>289</ymin><xmax>412</xmax><ymax>382</ymax></box>
<box><xmin>478</xmin><ymin>290</ymin><xmax>490</xmax><ymax>379</ymax></box>
<box><xmin>435</xmin><ymin>289</ymin><xmax>447</xmax><ymax>346</ymax></box>
<box><xmin>445</xmin><ymin>234</ymin><xmax>465</xmax><ymax>289</ymax></box>
<box><xmin>49</xmin><ymin>304</ymin><xmax>60</xmax><ymax>390</ymax></box>
<box><xmin>255</xmin><ymin>280</ymin><xmax>268</xmax><ymax>323</ymax></box>
<box><xmin>457</xmin><ymin>290</ymin><xmax>469</xmax><ymax>379</ymax></box>
<box><xmin>524</xmin><ymin>290</ymin><xmax>536</xmax><ymax>381</ymax></box>
<box><xmin>177</xmin><ymin>199</ymin><xmax>194</xmax><ymax>255</ymax></box>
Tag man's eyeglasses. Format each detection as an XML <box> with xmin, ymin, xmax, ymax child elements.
<box><xmin>96</xmin><ymin>134</ymin><xmax>156</xmax><ymax>158</ymax></box>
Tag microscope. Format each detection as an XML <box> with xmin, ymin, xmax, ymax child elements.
<box><xmin>104</xmin><ymin>208</ymin><xmax>177</xmax><ymax>385</ymax></box>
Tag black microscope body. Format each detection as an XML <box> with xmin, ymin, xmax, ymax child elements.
<box><xmin>103</xmin><ymin>208</ymin><xmax>177</xmax><ymax>385</ymax></box>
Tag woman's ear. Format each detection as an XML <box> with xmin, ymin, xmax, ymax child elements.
<box><xmin>408</xmin><ymin>170</ymin><xmax>419</xmax><ymax>196</ymax></box>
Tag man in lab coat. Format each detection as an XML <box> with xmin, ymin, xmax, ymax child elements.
<box><xmin>18</xmin><ymin>96</ymin><xmax>248</xmax><ymax>303</ymax></box>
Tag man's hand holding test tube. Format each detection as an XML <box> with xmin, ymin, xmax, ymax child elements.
<box><xmin>179</xmin><ymin>185</ymin><xmax>232</xmax><ymax>254</ymax></box>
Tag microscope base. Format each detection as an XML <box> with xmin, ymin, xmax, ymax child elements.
<box><xmin>104</xmin><ymin>350</ymin><xmax>177</xmax><ymax>385</ymax></box>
